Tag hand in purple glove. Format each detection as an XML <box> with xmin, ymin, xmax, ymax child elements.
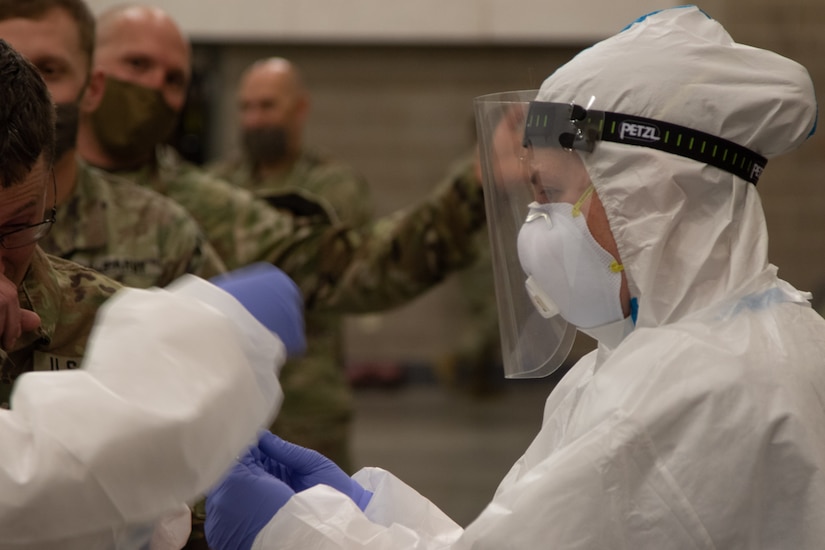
<box><xmin>205</xmin><ymin>450</ymin><xmax>295</xmax><ymax>550</ymax></box>
<box><xmin>257</xmin><ymin>432</ymin><xmax>373</xmax><ymax>511</ymax></box>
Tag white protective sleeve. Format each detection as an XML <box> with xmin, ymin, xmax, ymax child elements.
<box><xmin>0</xmin><ymin>276</ymin><xmax>285</xmax><ymax>549</ymax></box>
<box><xmin>252</xmin><ymin>468</ymin><xmax>463</xmax><ymax>550</ymax></box>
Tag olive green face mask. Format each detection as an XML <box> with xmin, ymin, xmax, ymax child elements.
<box><xmin>90</xmin><ymin>76</ymin><xmax>179</xmax><ymax>165</ymax></box>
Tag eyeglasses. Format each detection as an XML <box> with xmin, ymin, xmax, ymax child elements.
<box><xmin>0</xmin><ymin>172</ymin><xmax>58</xmax><ymax>250</ymax></box>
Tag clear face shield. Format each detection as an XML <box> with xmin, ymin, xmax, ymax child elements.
<box><xmin>474</xmin><ymin>91</ymin><xmax>626</xmax><ymax>378</ymax></box>
<box><xmin>474</xmin><ymin>91</ymin><xmax>578</xmax><ymax>379</ymax></box>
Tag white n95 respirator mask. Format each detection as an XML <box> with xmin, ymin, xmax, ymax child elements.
<box><xmin>516</xmin><ymin>192</ymin><xmax>625</xmax><ymax>330</ymax></box>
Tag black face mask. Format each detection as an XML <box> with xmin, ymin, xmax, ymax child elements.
<box><xmin>242</xmin><ymin>126</ymin><xmax>289</xmax><ymax>165</ymax></box>
<box><xmin>54</xmin><ymin>102</ymin><xmax>80</xmax><ymax>160</ymax></box>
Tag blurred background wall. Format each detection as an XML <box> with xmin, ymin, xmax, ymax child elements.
<box><xmin>87</xmin><ymin>0</ymin><xmax>825</xmax><ymax>370</ymax></box>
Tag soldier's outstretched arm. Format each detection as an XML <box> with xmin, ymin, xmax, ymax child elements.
<box><xmin>275</xmin><ymin>156</ymin><xmax>485</xmax><ymax>313</ymax></box>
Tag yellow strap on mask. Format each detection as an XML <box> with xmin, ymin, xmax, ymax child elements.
<box><xmin>571</xmin><ymin>185</ymin><xmax>595</xmax><ymax>217</ymax></box>
<box><xmin>571</xmin><ymin>186</ymin><xmax>625</xmax><ymax>274</ymax></box>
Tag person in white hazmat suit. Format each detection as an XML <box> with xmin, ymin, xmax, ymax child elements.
<box><xmin>0</xmin><ymin>261</ymin><xmax>306</xmax><ymax>550</ymax></box>
<box><xmin>203</xmin><ymin>6</ymin><xmax>825</xmax><ymax>550</ymax></box>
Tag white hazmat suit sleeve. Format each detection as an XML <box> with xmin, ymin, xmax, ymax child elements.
<box><xmin>0</xmin><ymin>277</ymin><xmax>285</xmax><ymax>549</ymax></box>
<box><xmin>252</xmin><ymin>468</ymin><xmax>462</xmax><ymax>550</ymax></box>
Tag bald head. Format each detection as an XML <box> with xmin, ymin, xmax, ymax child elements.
<box><xmin>242</xmin><ymin>57</ymin><xmax>305</xmax><ymax>96</ymax></box>
<box><xmin>239</xmin><ymin>57</ymin><xmax>307</xmax><ymax>125</ymax></box>
<box><xmin>238</xmin><ymin>57</ymin><xmax>309</xmax><ymax>168</ymax></box>
<box><xmin>94</xmin><ymin>4</ymin><xmax>190</xmax><ymax>111</ymax></box>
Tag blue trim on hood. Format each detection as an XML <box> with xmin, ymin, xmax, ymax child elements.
<box><xmin>620</xmin><ymin>5</ymin><xmax>710</xmax><ymax>33</ymax></box>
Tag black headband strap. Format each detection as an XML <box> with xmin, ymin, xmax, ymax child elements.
<box><xmin>523</xmin><ymin>102</ymin><xmax>768</xmax><ymax>185</ymax></box>
<box><xmin>598</xmin><ymin>112</ymin><xmax>767</xmax><ymax>184</ymax></box>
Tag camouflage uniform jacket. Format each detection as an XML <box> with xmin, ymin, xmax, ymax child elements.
<box><xmin>117</xmin><ymin>145</ymin><xmax>486</xmax><ymax>313</ymax></box>
<box><xmin>210</xmin><ymin>148</ymin><xmax>374</xmax><ymax>469</ymax></box>
<box><xmin>209</xmin><ymin>148</ymin><xmax>372</xmax><ymax>228</ymax></box>
<box><xmin>0</xmin><ymin>247</ymin><xmax>121</xmax><ymax>408</ymax></box>
<box><xmin>120</xmin><ymin>145</ymin><xmax>325</xmax><ymax>271</ymax></box>
<box><xmin>40</xmin><ymin>159</ymin><xmax>225</xmax><ymax>288</ymax></box>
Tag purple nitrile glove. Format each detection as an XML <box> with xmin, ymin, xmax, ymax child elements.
<box><xmin>205</xmin><ymin>449</ymin><xmax>296</xmax><ymax>550</ymax></box>
<box><xmin>257</xmin><ymin>431</ymin><xmax>372</xmax><ymax>511</ymax></box>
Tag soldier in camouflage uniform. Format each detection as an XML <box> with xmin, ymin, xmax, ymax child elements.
<box><xmin>0</xmin><ymin>0</ymin><xmax>226</xmax><ymax>289</ymax></box>
<box><xmin>75</xmin><ymin>4</ymin><xmax>486</xmax><ymax>547</ymax></box>
<box><xmin>209</xmin><ymin>57</ymin><xmax>374</xmax><ymax>471</ymax></box>
<box><xmin>208</xmin><ymin>57</ymin><xmax>372</xmax><ymax>226</ymax></box>
<box><xmin>0</xmin><ymin>39</ymin><xmax>121</xmax><ymax>410</ymax></box>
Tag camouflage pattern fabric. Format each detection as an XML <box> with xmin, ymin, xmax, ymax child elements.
<box><xmin>305</xmin><ymin>155</ymin><xmax>487</xmax><ymax>314</ymax></box>
<box><xmin>40</xmin><ymin>159</ymin><xmax>225</xmax><ymax>288</ymax></box>
<box><xmin>119</xmin><ymin>145</ymin><xmax>485</xmax><ymax>313</ymax></box>
<box><xmin>210</xmin><ymin>148</ymin><xmax>374</xmax><ymax>472</ymax></box>
<box><xmin>209</xmin><ymin>148</ymin><xmax>372</xmax><ymax>228</ymax></box>
<box><xmin>0</xmin><ymin>247</ymin><xmax>120</xmax><ymax>408</ymax></box>
<box><xmin>121</xmin><ymin>146</ymin><xmax>325</xmax><ymax>272</ymax></box>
